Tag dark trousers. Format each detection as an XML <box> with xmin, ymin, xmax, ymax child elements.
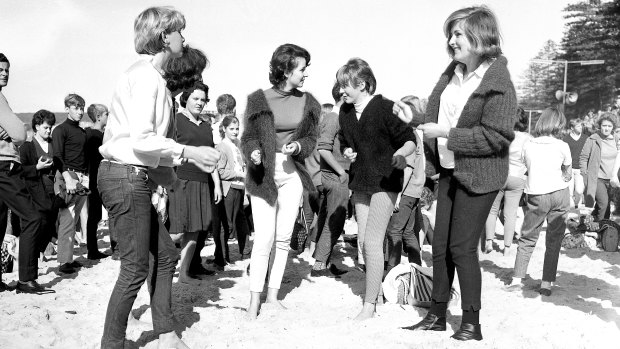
<box><xmin>594</xmin><ymin>178</ymin><xmax>612</xmax><ymax>221</ymax></box>
<box><xmin>303</xmin><ymin>186</ymin><xmax>323</xmax><ymax>244</ymax></box>
<box><xmin>87</xmin><ymin>187</ymin><xmax>102</xmax><ymax>254</ymax></box>
<box><xmin>313</xmin><ymin>172</ymin><xmax>348</xmax><ymax>264</ymax></box>
<box><xmin>0</xmin><ymin>161</ymin><xmax>43</xmax><ymax>282</ymax></box>
<box><xmin>432</xmin><ymin>168</ymin><xmax>497</xmax><ymax>312</ymax></box>
<box><xmin>37</xmin><ymin>194</ymin><xmax>59</xmax><ymax>253</ymax></box>
<box><xmin>223</xmin><ymin>187</ymin><xmax>251</xmax><ymax>256</ymax></box>
<box><xmin>213</xmin><ymin>201</ymin><xmax>230</xmax><ymax>266</ymax></box>
<box><xmin>98</xmin><ymin>161</ymin><xmax>178</xmax><ymax>348</ymax></box>
<box><xmin>386</xmin><ymin>195</ymin><xmax>422</xmax><ymax>267</ymax></box>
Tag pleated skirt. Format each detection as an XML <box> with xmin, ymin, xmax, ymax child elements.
<box><xmin>168</xmin><ymin>179</ymin><xmax>214</xmax><ymax>234</ymax></box>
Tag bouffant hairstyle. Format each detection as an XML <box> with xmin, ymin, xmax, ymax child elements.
<box><xmin>598</xmin><ymin>112</ymin><xmax>617</xmax><ymax>130</ymax></box>
<box><xmin>0</xmin><ymin>53</ymin><xmax>9</xmax><ymax>65</ymax></box>
<box><xmin>219</xmin><ymin>115</ymin><xmax>239</xmax><ymax>139</ymax></box>
<box><xmin>443</xmin><ymin>6</ymin><xmax>502</xmax><ymax>60</ymax></box>
<box><xmin>269</xmin><ymin>43</ymin><xmax>311</xmax><ymax>88</ymax></box>
<box><xmin>331</xmin><ymin>81</ymin><xmax>343</xmax><ymax>104</ymax></box>
<box><xmin>336</xmin><ymin>57</ymin><xmax>377</xmax><ymax>95</ymax></box>
<box><xmin>514</xmin><ymin>107</ymin><xmax>528</xmax><ymax>132</ymax></box>
<box><xmin>64</xmin><ymin>93</ymin><xmax>85</xmax><ymax>108</ymax></box>
<box><xmin>216</xmin><ymin>94</ymin><xmax>236</xmax><ymax>116</ymax></box>
<box><xmin>164</xmin><ymin>45</ymin><xmax>209</xmax><ymax>94</ymax></box>
<box><xmin>134</xmin><ymin>6</ymin><xmax>186</xmax><ymax>55</ymax></box>
<box><xmin>179</xmin><ymin>81</ymin><xmax>209</xmax><ymax>109</ymax></box>
<box><xmin>86</xmin><ymin>104</ymin><xmax>108</xmax><ymax>123</ymax></box>
<box><xmin>533</xmin><ymin>107</ymin><xmax>566</xmax><ymax>138</ymax></box>
<box><xmin>31</xmin><ymin>109</ymin><xmax>56</xmax><ymax>132</ymax></box>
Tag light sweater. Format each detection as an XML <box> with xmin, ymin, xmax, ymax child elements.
<box><xmin>99</xmin><ymin>58</ymin><xmax>184</xmax><ymax>167</ymax></box>
<box><xmin>523</xmin><ymin>136</ymin><xmax>571</xmax><ymax>195</ymax></box>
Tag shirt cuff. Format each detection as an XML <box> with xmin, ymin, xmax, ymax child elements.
<box><xmin>171</xmin><ymin>144</ymin><xmax>186</xmax><ymax>166</ymax></box>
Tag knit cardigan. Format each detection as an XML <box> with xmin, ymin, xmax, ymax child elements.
<box><xmin>579</xmin><ymin>133</ymin><xmax>612</xmax><ymax>207</ymax></box>
<box><xmin>412</xmin><ymin>55</ymin><xmax>517</xmax><ymax>194</ymax></box>
<box><xmin>241</xmin><ymin>89</ymin><xmax>321</xmax><ymax>205</ymax></box>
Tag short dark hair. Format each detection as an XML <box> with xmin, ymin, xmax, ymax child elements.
<box><xmin>31</xmin><ymin>109</ymin><xmax>56</xmax><ymax>131</ymax></box>
<box><xmin>569</xmin><ymin>117</ymin><xmax>582</xmax><ymax>128</ymax></box>
<box><xmin>0</xmin><ymin>53</ymin><xmax>9</xmax><ymax>65</ymax></box>
<box><xmin>336</xmin><ymin>57</ymin><xmax>377</xmax><ymax>95</ymax></box>
<box><xmin>64</xmin><ymin>94</ymin><xmax>85</xmax><ymax>108</ymax></box>
<box><xmin>179</xmin><ymin>81</ymin><xmax>209</xmax><ymax>108</ymax></box>
<box><xmin>216</xmin><ymin>94</ymin><xmax>236</xmax><ymax>116</ymax></box>
<box><xmin>219</xmin><ymin>115</ymin><xmax>239</xmax><ymax>139</ymax></box>
<box><xmin>164</xmin><ymin>45</ymin><xmax>209</xmax><ymax>94</ymax></box>
<box><xmin>269</xmin><ymin>43</ymin><xmax>311</xmax><ymax>88</ymax></box>
<box><xmin>514</xmin><ymin>107</ymin><xmax>528</xmax><ymax>132</ymax></box>
<box><xmin>331</xmin><ymin>82</ymin><xmax>342</xmax><ymax>104</ymax></box>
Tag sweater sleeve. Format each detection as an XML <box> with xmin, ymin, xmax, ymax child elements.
<box><xmin>240</xmin><ymin>102</ymin><xmax>262</xmax><ymax>168</ymax></box>
<box><xmin>0</xmin><ymin>92</ymin><xmax>26</xmax><ymax>145</ymax></box>
<box><xmin>52</xmin><ymin>126</ymin><xmax>67</xmax><ymax>172</ymax></box>
<box><xmin>216</xmin><ymin>144</ymin><xmax>238</xmax><ymax>180</ymax></box>
<box><xmin>316</xmin><ymin>113</ymin><xmax>338</xmax><ymax>152</ymax></box>
<box><xmin>447</xmin><ymin>90</ymin><xmax>516</xmax><ymax>156</ymax></box>
<box><xmin>580</xmin><ymin>138</ymin><xmax>594</xmax><ymax>176</ymax></box>
<box><xmin>383</xmin><ymin>99</ymin><xmax>416</xmax><ymax>147</ymax></box>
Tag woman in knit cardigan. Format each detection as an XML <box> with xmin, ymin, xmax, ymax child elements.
<box><xmin>240</xmin><ymin>43</ymin><xmax>321</xmax><ymax>320</ymax></box>
<box><xmin>396</xmin><ymin>6</ymin><xmax>516</xmax><ymax>341</ymax></box>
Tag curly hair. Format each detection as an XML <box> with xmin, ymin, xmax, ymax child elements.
<box><xmin>164</xmin><ymin>45</ymin><xmax>209</xmax><ymax>94</ymax></box>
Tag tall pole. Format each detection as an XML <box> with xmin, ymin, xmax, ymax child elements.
<box><xmin>563</xmin><ymin>60</ymin><xmax>568</xmax><ymax>106</ymax></box>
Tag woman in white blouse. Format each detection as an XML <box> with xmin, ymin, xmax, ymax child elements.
<box><xmin>98</xmin><ymin>7</ymin><xmax>219</xmax><ymax>348</ymax></box>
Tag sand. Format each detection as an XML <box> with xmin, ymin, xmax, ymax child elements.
<box><xmin>0</xmin><ymin>224</ymin><xmax>618</xmax><ymax>349</ymax></box>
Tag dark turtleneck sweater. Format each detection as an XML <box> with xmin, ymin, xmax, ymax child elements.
<box><xmin>52</xmin><ymin>118</ymin><xmax>87</xmax><ymax>173</ymax></box>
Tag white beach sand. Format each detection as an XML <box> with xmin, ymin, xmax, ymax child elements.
<box><xmin>1</xmin><ymin>224</ymin><xmax>618</xmax><ymax>349</ymax></box>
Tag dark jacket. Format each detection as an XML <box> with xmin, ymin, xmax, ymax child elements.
<box><xmin>339</xmin><ymin>95</ymin><xmax>416</xmax><ymax>193</ymax></box>
<box><xmin>19</xmin><ymin>140</ymin><xmax>55</xmax><ymax>211</ymax></box>
<box><xmin>413</xmin><ymin>56</ymin><xmax>517</xmax><ymax>194</ymax></box>
<box><xmin>241</xmin><ymin>89</ymin><xmax>321</xmax><ymax>205</ymax></box>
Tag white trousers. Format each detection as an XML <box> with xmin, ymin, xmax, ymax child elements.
<box><xmin>249</xmin><ymin>153</ymin><xmax>303</xmax><ymax>292</ymax></box>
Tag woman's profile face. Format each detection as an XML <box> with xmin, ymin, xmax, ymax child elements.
<box><xmin>600</xmin><ymin>120</ymin><xmax>614</xmax><ymax>137</ymax></box>
<box><xmin>185</xmin><ymin>89</ymin><xmax>207</xmax><ymax>116</ymax></box>
<box><xmin>165</xmin><ymin>30</ymin><xmax>185</xmax><ymax>57</ymax></box>
<box><xmin>284</xmin><ymin>57</ymin><xmax>308</xmax><ymax>90</ymax></box>
<box><xmin>448</xmin><ymin>21</ymin><xmax>477</xmax><ymax>65</ymax></box>
<box><xmin>224</xmin><ymin>122</ymin><xmax>240</xmax><ymax>141</ymax></box>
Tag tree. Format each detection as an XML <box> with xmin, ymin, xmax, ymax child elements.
<box><xmin>559</xmin><ymin>0</ymin><xmax>620</xmax><ymax>117</ymax></box>
<box><xmin>518</xmin><ymin>40</ymin><xmax>563</xmax><ymax>110</ymax></box>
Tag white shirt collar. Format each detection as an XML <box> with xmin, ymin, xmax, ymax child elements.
<box><xmin>454</xmin><ymin>59</ymin><xmax>493</xmax><ymax>83</ymax></box>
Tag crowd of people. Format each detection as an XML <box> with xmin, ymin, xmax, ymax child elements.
<box><xmin>1</xmin><ymin>4</ymin><xmax>619</xmax><ymax>348</ymax></box>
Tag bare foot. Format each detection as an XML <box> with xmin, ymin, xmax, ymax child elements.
<box><xmin>353</xmin><ymin>302</ymin><xmax>376</xmax><ymax>321</ymax></box>
<box><xmin>247</xmin><ymin>302</ymin><xmax>260</xmax><ymax>320</ymax></box>
<box><xmin>264</xmin><ymin>298</ymin><xmax>287</xmax><ymax>310</ymax></box>
<box><xmin>178</xmin><ymin>274</ymin><xmax>203</xmax><ymax>286</ymax></box>
<box><xmin>157</xmin><ymin>331</ymin><xmax>189</xmax><ymax>349</ymax></box>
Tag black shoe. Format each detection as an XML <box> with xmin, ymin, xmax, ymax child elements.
<box><xmin>310</xmin><ymin>268</ymin><xmax>341</xmax><ymax>278</ymax></box>
<box><xmin>0</xmin><ymin>281</ymin><xmax>10</xmax><ymax>292</ymax></box>
<box><xmin>189</xmin><ymin>265</ymin><xmax>216</xmax><ymax>276</ymax></box>
<box><xmin>58</xmin><ymin>263</ymin><xmax>77</xmax><ymax>274</ymax></box>
<box><xmin>329</xmin><ymin>264</ymin><xmax>348</xmax><ymax>276</ymax></box>
<box><xmin>402</xmin><ymin>313</ymin><xmax>447</xmax><ymax>331</ymax></box>
<box><xmin>451</xmin><ymin>323</ymin><xmax>483</xmax><ymax>341</ymax></box>
<box><xmin>87</xmin><ymin>251</ymin><xmax>110</xmax><ymax>260</ymax></box>
<box><xmin>16</xmin><ymin>280</ymin><xmax>55</xmax><ymax>294</ymax></box>
<box><xmin>538</xmin><ymin>288</ymin><xmax>552</xmax><ymax>296</ymax></box>
<box><xmin>69</xmin><ymin>260</ymin><xmax>83</xmax><ymax>268</ymax></box>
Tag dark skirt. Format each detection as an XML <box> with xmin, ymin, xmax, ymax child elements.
<box><xmin>168</xmin><ymin>179</ymin><xmax>215</xmax><ymax>234</ymax></box>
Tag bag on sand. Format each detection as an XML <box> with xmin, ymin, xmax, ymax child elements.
<box><xmin>383</xmin><ymin>263</ymin><xmax>459</xmax><ymax>307</ymax></box>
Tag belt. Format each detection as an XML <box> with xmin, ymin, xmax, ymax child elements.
<box><xmin>101</xmin><ymin>159</ymin><xmax>148</xmax><ymax>174</ymax></box>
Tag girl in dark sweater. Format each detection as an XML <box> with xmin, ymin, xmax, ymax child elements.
<box><xmin>168</xmin><ymin>81</ymin><xmax>222</xmax><ymax>285</ymax></box>
<box><xmin>336</xmin><ymin>57</ymin><xmax>416</xmax><ymax>321</ymax></box>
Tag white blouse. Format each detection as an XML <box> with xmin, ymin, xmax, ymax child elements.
<box><xmin>437</xmin><ymin>59</ymin><xmax>492</xmax><ymax>169</ymax></box>
<box><xmin>99</xmin><ymin>58</ymin><xmax>184</xmax><ymax>167</ymax></box>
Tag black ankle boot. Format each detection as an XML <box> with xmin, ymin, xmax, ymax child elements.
<box><xmin>451</xmin><ymin>323</ymin><xmax>483</xmax><ymax>341</ymax></box>
<box><xmin>402</xmin><ymin>313</ymin><xmax>446</xmax><ymax>331</ymax></box>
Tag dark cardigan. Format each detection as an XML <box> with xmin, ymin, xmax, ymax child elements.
<box><xmin>339</xmin><ymin>95</ymin><xmax>416</xmax><ymax>193</ymax></box>
<box><xmin>19</xmin><ymin>140</ymin><xmax>55</xmax><ymax>211</ymax></box>
<box><xmin>241</xmin><ymin>89</ymin><xmax>321</xmax><ymax>206</ymax></box>
<box><xmin>412</xmin><ymin>56</ymin><xmax>517</xmax><ymax>194</ymax></box>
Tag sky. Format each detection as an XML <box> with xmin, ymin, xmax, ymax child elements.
<box><xmin>0</xmin><ymin>0</ymin><xmax>574</xmax><ymax>113</ymax></box>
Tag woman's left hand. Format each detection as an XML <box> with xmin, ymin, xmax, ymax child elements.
<box><xmin>393</xmin><ymin>101</ymin><xmax>412</xmax><ymax>124</ymax></box>
<box><xmin>281</xmin><ymin>142</ymin><xmax>299</xmax><ymax>155</ymax></box>
<box><xmin>213</xmin><ymin>185</ymin><xmax>222</xmax><ymax>204</ymax></box>
<box><xmin>418</xmin><ymin>123</ymin><xmax>450</xmax><ymax>139</ymax></box>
